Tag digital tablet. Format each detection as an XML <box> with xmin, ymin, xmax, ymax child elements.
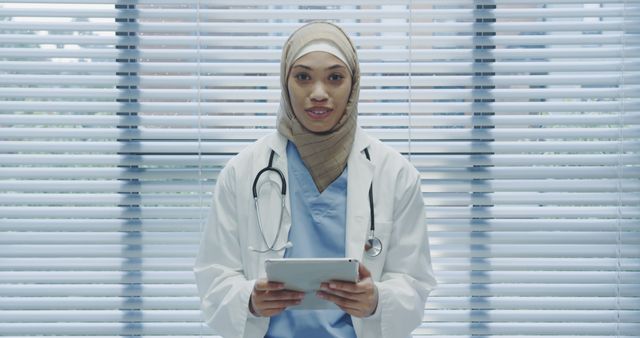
<box><xmin>265</xmin><ymin>258</ymin><xmax>359</xmax><ymax>310</ymax></box>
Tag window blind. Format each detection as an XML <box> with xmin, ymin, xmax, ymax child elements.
<box><xmin>1</xmin><ymin>1</ymin><xmax>638</xmax><ymax>337</ymax></box>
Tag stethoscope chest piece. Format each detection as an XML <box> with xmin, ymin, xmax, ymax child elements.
<box><xmin>362</xmin><ymin>147</ymin><xmax>382</xmax><ymax>258</ymax></box>
<box><xmin>365</xmin><ymin>234</ymin><xmax>383</xmax><ymax>257</ymax></box>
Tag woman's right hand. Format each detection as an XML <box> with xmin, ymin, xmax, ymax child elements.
<box><xmin>249</xmin><ymin>278</ymin><xmax>305</xmax><ymax>317</ymax></box>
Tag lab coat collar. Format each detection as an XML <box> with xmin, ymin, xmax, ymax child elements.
<box><xmin>261</xmin><ymin>132</ymin><xmax>291</xmax><ymax>259</ymax></box>
<box><xmin>345</xmin><ymin>128</ymin><xmax>374</xmax><ymax>262</ymax></box>
<box><xmin>266</xmin><ymin>131</ymin><xmax>288</xmax><ymax>160</ymax></box>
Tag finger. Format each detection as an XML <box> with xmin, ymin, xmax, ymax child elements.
<box><xmin>254</xmin><ymin>279</ymin><xmax>285</xmax><ymax>291</ymax></box>
<box><xmin>317</xmin><ymin>291</ymin><xmax>369</xmax><ymax>319</ymax></box>
<box><xmin>358</xmin><ymin>263</ymin><xmax>371</xmax><ymax>280</ymax></box>
<box><xmin>254</xmin><ymin>282</ymin><xmax>285</xmax><ymax>292</ymax></box>
<box><xmin>319</xmin><ymin>285</ymin><xmax>361</xmax><ymax>302</ymax></box>
<box><xmin>316</xmin><ymin>290</ymin><xmax>358</xmax><ymax>308</ymax></box>
<box><xmin>323</xmin><ymin>281</ymin><xmax>366</xmax><ymax>294</ymax></box>
<box><xmin>257</xmin><ymin>299</ymin><xmax>302</xmax><ymax>310</ymax></box>
<box><xmin>260</xmin><ymin>307</ymin><xmax>287</xmax><ymax>317</ymax></box>
<box><xmin>258</xmin><ymin>290</ymin><xmax>305</xmax><ymax>302</ymax></box>
<box><xmin>316</xmin><ymin>292</ymin><xmax>371</xmax><ymax>318</ymax></box>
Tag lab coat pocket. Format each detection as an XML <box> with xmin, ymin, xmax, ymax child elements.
<box><xmin>362</xmin><ymin>221</ymin><xmax>392</xmax><ymax>280</ymax></box>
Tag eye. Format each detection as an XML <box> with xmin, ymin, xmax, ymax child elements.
<box><xmin>329</xmin><ymin>73</ymin><xmax>344</xmax><ymax>81</ymax></box>
<box><xmin>294</xmin><ymin>73</ymin><xmax>311</xmax><ymax>81</ymax></box>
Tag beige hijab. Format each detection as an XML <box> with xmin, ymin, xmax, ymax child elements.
<box><xmin>277</xmin><ymin>21</ymin><xmax>360</xmax><ymax>192</ymax></box>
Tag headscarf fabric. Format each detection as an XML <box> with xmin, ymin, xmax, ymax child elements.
<box><xmin>276</xmin><ymin>21</ymin><xmax>360</xmax><ymax>192</ymax></box>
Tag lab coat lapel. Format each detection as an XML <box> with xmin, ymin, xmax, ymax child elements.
<box><xmin>264</xmin><ymin>133</ymin><xmax>291</xmax><ymax>259</ymax></box>
<box><xmin>345</xmin><ymin>129</ymin><xmax>373</xmax><ymax>262</ymax></box>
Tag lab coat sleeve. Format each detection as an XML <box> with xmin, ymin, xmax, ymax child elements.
<box><xmin>367</xmin><ymin>169</ymin><xmax>437</xmax><ymax>338</ymax></box>
<box><xmin>193</xmin><ymin>163</ymin><xmax>269</xmax><ymax>338</ymax></box>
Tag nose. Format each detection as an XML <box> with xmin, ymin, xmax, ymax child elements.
<box><xmin>310</xmin><ymin>82</ymin><xmax>329</xmax><ymax>102</ymax></box>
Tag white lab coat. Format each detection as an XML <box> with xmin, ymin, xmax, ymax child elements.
<box><xmin>194</xmin><ymin>127</ymin><xmax>437</xmax><ymax>338</ymax></box>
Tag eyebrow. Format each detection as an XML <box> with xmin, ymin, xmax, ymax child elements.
<box><xmin>292</xmin><ymin>64</ymin><xmax>347</xmax><ymax>71</ymax></box>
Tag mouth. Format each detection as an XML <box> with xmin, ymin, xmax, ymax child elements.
<box><xmin>304</xmin><ymin>107</ymin><xmax>334</xmax><ymax>120</ymax></box>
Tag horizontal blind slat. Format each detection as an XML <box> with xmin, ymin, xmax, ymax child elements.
<box><xmin>2</xmin><ymin>74</ymin><xmax>639</xmax><ymax>87</ymax></box>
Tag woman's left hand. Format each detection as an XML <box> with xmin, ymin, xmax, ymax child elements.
<box><xmin>317</xmin><ymin>263</ymin><xmax>379</xmax><ymax>318</ymax></box>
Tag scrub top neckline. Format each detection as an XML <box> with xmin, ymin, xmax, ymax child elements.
<box><xmin>287</xmin><ymin>141</ymin><xmax>348</xmax><ymax>200</ymax></box>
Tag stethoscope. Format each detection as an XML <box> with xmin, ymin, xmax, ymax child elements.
<box><xmin>249</xmin><ymin>148</ymin><xmax>383</xmax><ymax>257</ymax></box>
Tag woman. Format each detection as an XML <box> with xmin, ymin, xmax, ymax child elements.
<box><xmin>194</xmin><ymin>21</ymin><xmax>437</xmax><ymax>338</ymax></box>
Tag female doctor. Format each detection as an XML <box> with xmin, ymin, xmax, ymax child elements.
<box><xmin>194</xmin><ymin>21</ymin><xmax>437</xmax><ymax>338</ymax></box>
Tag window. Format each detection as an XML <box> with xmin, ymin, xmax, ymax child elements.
<box><xmin>1</xmin><ymin>1</ymin><xmax>638</xmax><ymax>336</ymax></box>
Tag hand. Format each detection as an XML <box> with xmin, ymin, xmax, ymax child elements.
<box><xmin>316</xmin><ymin>263</ymin><xmax>379</xmax><ymax>318</ymax></box>
<box><xmin>249</xmin><ymin>278</ymin><xmax>305</xmax><ymax>317</ymax></box>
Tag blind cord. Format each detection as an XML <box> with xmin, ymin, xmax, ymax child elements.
<box><xmin>615</xmin><ymin>1</ymin><xmax>626</xmax><ymax>337</ymax></box>
<box><xmin>407</xmin><ymin>0</ymin><xmax>413</xmax><ymax>163</ymax></box>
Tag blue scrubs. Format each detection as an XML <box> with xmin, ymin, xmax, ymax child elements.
<box><xmin>264</xmin><ymin>142</ymin><xmax>357</xmax><ymax>338</ymax></box>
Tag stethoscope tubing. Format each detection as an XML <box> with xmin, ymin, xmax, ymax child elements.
<box><xmin>252</xmin><ymin>151</ymin><xmax>286</xmax><ymax>198</ymax></box>
<box><xmin>252</xmin><ymin>196</ymin><xmax>288</xmax><ymax>253</ymax></box>
<box><xmin>251</xmin><ymin>148</ymin><xmax>382</xmax><ymax>257</ymax></box>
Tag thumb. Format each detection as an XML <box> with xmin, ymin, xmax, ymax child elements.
<box><xmin>358</xmin><ymin>263</ymin><xmax>371</xmax><ymax>280</ymax></box>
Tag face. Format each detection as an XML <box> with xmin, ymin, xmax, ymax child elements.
<box><xmin>287</xmin><ymin>51</ymin><xmax>353</xmax><ymax>133</ymax></box>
